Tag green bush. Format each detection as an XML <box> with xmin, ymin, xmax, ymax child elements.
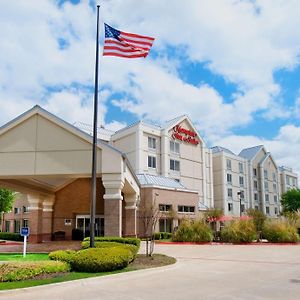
<box><xmin>71</xmin><ymin>247</ymin><xmax>133</xmax><ymax>272</ymax></box>
<box><xmin>82</xmin><ymin>236</ymin><xmax>140</xmax><ymax>249</ymax></box>
<box><xmin>172</xmin><ymin>220</ymin><xmax>213</xmax><ymax>242</ymax></box>
<box><xmin>0</xmin><ymin>232</ymin><xmax>23</xmax><ymax>241</ymax></box>
<box><xmin>48</xmin><ymin>250</ymin><xmax>76</xmax><ymax>264</ymax></box>
<box><xmin>0</xmin><ymin>261</ymin><xmax>70</xmax><ymax>282</ymax></box>
<box><xmin>154</xmin><ymin>232</ymin><xmax>172</xmax><ymax>240</ymax></box>
<box><xmin>220</xmin><ymin>220</ymin><xmax>257</xmax><ymax>243</ymax></box>
<box><xmin>262</xmin><ymin>220</ymin><xmax>299</xmax><ymax>243</ymax></box>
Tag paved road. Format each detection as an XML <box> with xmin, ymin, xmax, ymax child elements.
<box><xmin>1</xmin><ymin>243</ymin><xmax>300</xmax><ymax>300</ymax></box>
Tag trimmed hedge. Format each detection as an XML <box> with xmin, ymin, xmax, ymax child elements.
<box><xmin>262</xmin><ymin>220</ymin><xmax>299</xmax><ymax>243</ymax></box>
<box><xmin>0</xmin><ymin>232</ymin><xmax>23</xmax><ymax>242</ymax></box>
<box><xmin>172</xmin><ymin>220</ymin><xmax>213</xmax><ymax>242</ymax></box>
<box><xmin>154</xmin><ymin>232</ymin><xmax>172</xmax><ymax>240</ymax></box>
<box><xmin>0</xmin><ymin>261</ymin><xmax>70</xmax><ymax>282</ymax></box>
<box><xmin>82</xmin><ymin>236</ymin><xmax>141</xmax><ymax>249</ymax></box>
<box><xmin>50</xmin><ymin>246</ymin><xmax>134</xmax><ymax>273</ymax></box>
<box><xmin>220</xmin><ymin>220</ymin><xmax>257</xmax><ymax>243</ymax></box>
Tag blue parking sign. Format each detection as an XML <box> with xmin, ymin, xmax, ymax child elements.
<box><xmin>20</xmin><ymin>227</ymin><xmax>30</xmax><ymax>237</ymax></box>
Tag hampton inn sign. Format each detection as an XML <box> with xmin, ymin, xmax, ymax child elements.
<box><xmin>172</xmin><ymin>125</ymin><xmax>199</xmax><ymax>145</ymax></box>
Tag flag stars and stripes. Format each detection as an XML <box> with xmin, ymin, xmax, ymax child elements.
<box><xmin>103</xmin><ymin>23</ymin><xmax>155</xmax><ymax>58</ymax></box>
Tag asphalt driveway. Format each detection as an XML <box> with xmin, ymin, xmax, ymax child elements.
<box><xmin>1</xmin><ymin>243</ymin><xmax>300</xmax><ymax>300</ymax></box>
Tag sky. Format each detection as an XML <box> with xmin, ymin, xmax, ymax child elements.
<box><xmin>0</xmin><ymin>0</ymin><xmax>300</xmax><ymax>174</ymax></box>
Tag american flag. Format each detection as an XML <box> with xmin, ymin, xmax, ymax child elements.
<box><xmin>103</xmin><ymin>23</ymin><xmax>155</xmax><ymax>58</ymax></box>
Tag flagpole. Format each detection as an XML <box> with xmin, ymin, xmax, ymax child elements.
<box><xmin>90</xmin><ymin>4</ymin><xmax>100</xmax><ymax>248</ymax></box>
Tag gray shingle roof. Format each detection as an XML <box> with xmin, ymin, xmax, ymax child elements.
<box><xmin>136</xmin><ymin>174</ymin><xmax>186</xmax><ymax>189</ymax></box>
<box><xmin>239</xmin><ymin>145</ymin><xmax>263</xmax><ymax>160</ymax></box>
<box><xmin>211</xmin><ymin>146</ymin><xmax>235</xmax><ymax>155</ymax></box>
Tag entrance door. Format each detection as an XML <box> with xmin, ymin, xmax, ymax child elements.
<box><xmin>76</xmin><ymin>215</ymin><xmax>104</xmax><ymax>238</ymax></box>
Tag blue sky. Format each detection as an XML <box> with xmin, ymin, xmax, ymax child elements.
<box><xmin>0</xmin><ymin>0</ymin><xmax>300</xmax><ymax>173</ymax></box>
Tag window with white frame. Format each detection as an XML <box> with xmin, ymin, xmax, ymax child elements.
<box><xmin>264</xmin><ymin>169</ymin><xmax>268</xmax><ymax>179</ymax></box>
<box><xmin>148</xmin><ymin>155</ymin><xmax>156</xmax><ymax>169</ymax></box>
<box><xmin>253</xmin><ymin>180</ymin><xmax>258</xmax><ymax>190</ymax></box>
<box><xmin>227</xmin><ymin>173</ymin><xmax>232</xmax><ymax>184</ymax></box>
<box><xmin>178</xmin><ymin>205</ymin><xmax>195</xmax><ymax>213</ymax></box>
<box><xmin>274</xmin><ymin>195</ymin><xmax>278</xmax><ymax>203</ymax></box>
<box><xmin>159</xmin><ymin>204</ymin><xmax>172</xmax><ymax>212</ymax></box>
<box><xmin>264</xmin><ymin>181</ymin><xmax>269</xmax><ymax>191</ymax></box>
<box><xmin>227</xmin><ymin>188</ymin><xmax>233</xmax><ymax>198</ymax></box>
<box><xmin>239</xmin><ymin>162</ymin><xmax>244</xmax><ymax>173</ymax></box>
<box><xmin>275</xmin><ymin>207</ymin><xmax>278</xmax><ymax>215</ymax></box>
<box><xmin>253</xmin><ymin>168</ymin><xmax>257</xmax><ymax>176</ymax></box>
<box><xmin>170</xmin><ymin>159</ymin><xmax>180</xmax><ymax>171</ymax></box>
<box><xmin>272</xmin><ymin>172</ymin><xmax>277</xmax><ymax>182</ymax></box>
<box><xmin>23</xmin><ymin>219</ymin><xmax>29</xmax><ymax>228</ymax></box>
<box><xmin>286</xmin><ymin>175</ymin><xmax>290</xmax><ymax>185</ymax></box>
<box><xmin>266</xmin><ymin>206</ymin><xmax>270</xmax><ymax>215</ymax></box>
<box><xmin>273</xmin><ymin>183</ymin><xmax>277</xmax><ymax>193</ymax></box>
<box><xmin>170</xmin><ymin>141</ymin><xmax>180</xmax><ymax>154</ymax></box>
<box><xmin>226</xmin><ymin>159</ymin><xmax>232</xmax><ymax>170</ymax></box>
<box><xmin>14</xmin><ymin>207</ymin><xmax>20</xmax><ymax>214</ymax></box>
<box><xmin>23</xmin><ymin>206</ymin><xmax>29</xmax><ymax>213</ymax></box>
<box><xmin>148</xmin><ymin>136</ymin><xmax>156</xmax><ymax>150</ymax></box>
<box><xmin>265</xmin><ymin>194</ymin><xmax>269</xmax><ymax>203</ymax></box>
<box><xmin>14</xmin><ymin>220</ymin><xmax>20</xmax><ymax>234</ymax></box>
<box><xmin>239</xmin><ymin>176</ymin><xmax>244</xmax><ymax>187</ymax></box>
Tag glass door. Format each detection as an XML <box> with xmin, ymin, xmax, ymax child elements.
<box><xmin>76</xmin><ymin>215</ymin><xmax>104</xmax><ymax>238</ymax></box>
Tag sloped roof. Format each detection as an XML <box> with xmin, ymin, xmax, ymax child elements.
<box><xmin>136</xmin><ymin>173</ymin><xmax>186</xmax><ymax>189</ymax></box>
<box><xmin>162</xmin><ymin>115</ymin><xmax>187</xmax><ymax>130</ymax></box>
<box><xmin>211</xmin><ymin>146</ymin><xmax>235</xmax><ymax>155</ymax></box>
<box><xmin>239</xmin><ymin>145</ymin><xmax>264</xmax><ymax>160</ymax></box>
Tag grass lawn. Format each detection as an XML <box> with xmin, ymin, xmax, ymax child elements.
<box><xmin>0</xmin><ymin>253</ymin><xmax>176</xmax><ymax>290</ymax></box>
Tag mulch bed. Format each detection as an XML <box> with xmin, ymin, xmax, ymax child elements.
<box><xmin>129</xmin><ymin>254</ymin><xmax>176</xmax><ymax>270</ymax></box>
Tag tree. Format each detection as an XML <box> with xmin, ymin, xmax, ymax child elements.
<box><xmin>0</xmin><ymin>189</ymin><xmax>15</xmax><ymax>225</ymax></box>
<box><xmin>246</xmin><ymin>208</ymin><xmax>266</xmax><ymax>241</ymax></box>
<box><xmin>281</xmin><ymin>188</ymin><xmax>300</xmax><ymax>213</ymax></box>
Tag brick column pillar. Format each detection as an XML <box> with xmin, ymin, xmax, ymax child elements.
<box><xmin>42</xmin><ymin>196</ymin><xmax>55</xmax><ymax>242</ymax></box>
<box><xmin>27</xmin><ymin>194</ymin><xmax>43</xmax><ymax>243</ymax></box>
<box><xmin>124</xmin><ymin>194</ymin><xmax>139</xmax><ymax>237</ymax></box>
<box><xmin>102</xmin><ymin>174</ymin><xmax>124</xmax><ymax>237</ymax></box>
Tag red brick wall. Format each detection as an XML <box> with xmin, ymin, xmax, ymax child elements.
<box><xmin>53</xmin><ymin>178</ymin><xmax>104</xmax><ymax>239</ymax></box>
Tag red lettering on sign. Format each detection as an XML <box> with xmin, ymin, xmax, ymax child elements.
<box><xmin>172</xmin><ymin>125</ymin><xmax>199</xmax><ymax>145</ymax></box>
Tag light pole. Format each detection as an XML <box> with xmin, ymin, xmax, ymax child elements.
<box><xmin>237</xmin><ymin>191</ymin><xmax>242</xmax><ymax>217</ymax></box>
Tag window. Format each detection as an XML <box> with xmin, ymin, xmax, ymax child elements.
<box><xmin>170</xmin><ymin>141</ymin><xmax>180</xmax><ymax>154</ymax></box>
<box><xmin>14</xmin><ymin>207</ymin><xmax>20</xmax><ymax>214</ymax></box>
<box><xmin>239</xmin><ymin>176</ymin><xmax>244</xmax><ymax>187</ymax></box>
<box><xmin>159</xmin><ymin>218</ymin><xmax>172</xmax><ymax>233</ymax></box>
<box><xmin>14</xmin><ymin>220</ymin><xmax>20</xmax><ymax>234</ymax></box>
<box><xmin>227</xmin><ymin>173</ymin><xmax>232</xmax><ymax>184</ymax></box>
<box><xmin>148</xmin><ymin>156</ymin><xmax>156</xmax><ymax>169</ymax></box>
<box><xmin>23</xmin><ymin>219</ymin><xmax>29</xmax><ymax>228</ymax></box>
<box><xmin>254</xmin><ymin>193</ymin><xmax>259</xmax><ymax>201</ymax></box>
<box><xmin>64</xmin><ymin>219</ymin><xmax>72</xmax><ymax>226</ymax></box>
<box><xmin>266</xmin><ymin>206</ymin><xmax>270</xmax><ymax>215</ymax></box>
<box><xmin>286</xmin><ymin>175</ymin><xmax>290</xmax><ymax>185</ymax></box>
<box><xmin>239</xmin><ymin>190</ymin><xmax>245</xmax><ymax>199</ymax></box>
<box><xmin>272</xmin><ymin>172</ymin><xmax>277</xmax><ymax>182</ymax></box>
<box><xmin>253</xmin><ymin>168</ymin><xmax>257</xmax><ymax>176</ymax></box>
<box><xmin>5</xmin><ymin>221</ymin><xmax>10</xmax><ymax>232</ymax></box>
<box><xmin>178</xmin><ymin>205</ymin><xmax>195</xmax><ymax>213</ymax></box>
<box><xmin>274</xmin><ymin>195</ymin><xmax>278</xmax><ymax>203</ymax></box>
<box><xmin>264</xmin><ymin>169</ymin><xmax>268</xmax><ymax>179</ymax></box>
<box><xmin>253</xmin><ymin>180</ymin><xmax>258</xmax><ymax>189</ymax></box>
<box><xmin>228</xmin><ymin>203</ymin><xmax>233</xmax><ymax>212</ymax></box>
<box><xmin>170</xmin><ymin>159</ymin><xmax>180</xmax><ymax>171</ymax></box>
<box><xmin>255</xmin><ymin>205</ymin><xmax>259</xmax><ymax>211</ymax></box>
<box><xmin>148</xmin><ymin>137</ymin><xmax>156</xmax><ymax>150</ymax></box>
<box><xmin>273</xmin><ymin>183</ymin><xmax>277</xmax><ymax>193</ymax></box>
<box><xmin>275</xmin><ymin>207</ymin><xmax>278</xmax><ymax>215</ymax></box>
<box><xmin>159</xmin><ymin>204</ymin><xmax>172</xmax><ymax>212</ymax></box>
<box><xmin>23</xmin><ymin>206</ymin><xmax>29</xmax><ymax>213</ymax></box>
<box><xmin>265</xmin><ymin>194</ymin><xmax>269</xmax><ymax>203</ymax></box>
<box><xmin>264</xmin><ymin>181</ymin><xmax>269</xmax><ymax>191</ymax></box>
<box><xmin>239</xmin><ymin>162</ymin><xmax>244</xmax><ymax>173</ymax></box>
<box><xmin>227</xmin><ymin>188</ymin><xmax>233</xmax><ymax>198</ymax></box>
<box><xmin>226</xmin><ymin>159</ymin><xmax>232</xmax><ymax>170</ymax></box>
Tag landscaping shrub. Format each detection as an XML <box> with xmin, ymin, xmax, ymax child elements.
<box><xmin>262</xmin><ymin>220</ymin><xmax>299</xmax><ymax>243</ymax></box>
<box><xmin>172</xmin><ymin>220</ymin><xmax>213</xmax><ymax>242</ymax></box>
<box><xmin>220</xmin><ymin>220</ymin><xmax>257</xmax><ymax>243</ymax></box>
<box><xmin>0</xmin><ymin>261</ymin><xmax>70</xmax><ymax>282</ymax></box>
<box><xmin>70</xmin><ymin>247</ymin><xmax>133</xmax><ymax>272</ymax></box>
<box><xmin>0</xmin><ymin>232</ymin><xmax>22</xmax><ymax>242</ymax></box>
<box><xmin>48</xmin><ymin>250</ymin><xmax>76</xmax><ymax>264</ymax></box>
<box><xmin>154</xmin><ymin>232</ymin><xmax>172</xmax><ymax>240</ymax></box>
<box><xmin>82</xmin><ymin>236</ymin><xmax>140</xmax><ymax>249</ymax></box>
